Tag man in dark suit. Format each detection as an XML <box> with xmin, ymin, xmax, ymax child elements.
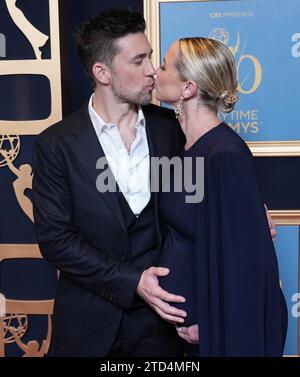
<box><xmin>32</xmin><ymin>8</ymin><xmax>186</xmax><ymax>357</ymax></box>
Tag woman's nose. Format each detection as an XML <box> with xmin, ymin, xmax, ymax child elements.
<box><xmin>155</xmin><ymin>67</ymin><xmax>161</xmax><ymax>77</ymax></box>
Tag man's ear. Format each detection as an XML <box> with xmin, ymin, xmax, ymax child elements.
<box><xmin>92</xmin><ymin>62</ymin><xmax>111</xmax><ymax>85</ymax></box>
<box><xmin>182</xmin><ymin>81</ymin><xmax>198</xmax><ymax>100</ymax></box>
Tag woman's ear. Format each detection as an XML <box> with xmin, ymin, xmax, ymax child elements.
<box><xmin>92</xmin><ymin>62</ymin><xmax>111</xmax><ymax>85</ymax></box>
<box><xmin>182</xmin><ymin>81</ymin><xmax>198</xmax><ymax>99</ymax></box>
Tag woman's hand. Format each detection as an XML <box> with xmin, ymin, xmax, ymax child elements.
<box><xmin>176</xmin><ymin>324</ymin><xmax>199</xmax><ymax>344</ymax></box>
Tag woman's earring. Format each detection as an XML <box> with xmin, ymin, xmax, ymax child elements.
<box><xmin>174</xmin><ymin>96</ymin><xmax>184</xmax><ymax>119</ymax></box>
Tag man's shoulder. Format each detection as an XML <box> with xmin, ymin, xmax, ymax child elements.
<box><xmin>36</xmin><ymin>104</ymin><xmax>88</xmax><ymax>145</ymax></box>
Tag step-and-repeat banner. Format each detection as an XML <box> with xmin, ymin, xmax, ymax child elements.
<box><xmin>0</xmin><ymin>0</ymin><xmax>61</xmax><ymax>356</ymax></box>
<box><xmin>0</xmin><ymin>0</ymin><xmax>299</xmax><ymax>357</ymax></box>
<box><xmin>144</xmin><ymin>0</ymin><xmax>300</xmax><ymax>356</ymax></box>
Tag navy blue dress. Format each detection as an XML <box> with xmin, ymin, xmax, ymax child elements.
<box><xmin>159</xmin><ymin>122</ymin><xmax>287</xmax><ymax>356</ymax></box>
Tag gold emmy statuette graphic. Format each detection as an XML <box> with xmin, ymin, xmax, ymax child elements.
<box><xmin>0</xmin><ymin>0</ymin><xmax>62</xmax><ymax>135</ymax></box>
<box><xmin>0</xmin><ymin>135</ymin><xmax>20</xmax><ymax>167</ymax></box>
<box><xmin>5</xmin><ymin>0</ymin><xmax>49</xmax><ymax>60</ymax></box>
<box><xmin>0</xmin><ymin>245</ymin><xmax>54</xmax><ymax>357</ymax></box>
<box><xmin>0</xmin><ymin>136</ymin><xmax>34</xmax><ymax>222</ymax></box>
<box><xmin>8</xmin><ymin>309</ymin><xmax>52</xmax><ymax>357</ymax></box>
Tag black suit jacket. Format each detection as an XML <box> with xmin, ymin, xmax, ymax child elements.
<box><xmin>32</xmin><ymin>103</ymin><xmax>184</xmax><ymax>356</ymax></box>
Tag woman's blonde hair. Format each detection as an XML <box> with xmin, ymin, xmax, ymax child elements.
<box><xmin>176</xmin><ymin>37</ymin><xmax>239</xmax><ymax>113</ymax></box>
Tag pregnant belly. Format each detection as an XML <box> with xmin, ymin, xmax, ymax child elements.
<box><xmin>159</xmin><ymin>233</ymin><xmax>197</xmax><ymax>326</ymax></box>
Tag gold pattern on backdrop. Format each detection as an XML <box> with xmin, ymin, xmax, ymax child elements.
<box><xmin>1</xmin><ymin>300</ymin><xmax>53</xmax><ymax>357</ymax></box>
<box><xmin>0</xmin><ymin>136</ymin><xmax>34</xmax><ymax>222</ymax></box>
<box><xmin>0</xmin><ymin>148</ymin><xmax>34</xmax><ymax>222</ymax></box>
<box><xmin>0</xmin><ymin>1</ymin><xmax>61</xmax><ymax>357</ymax></box>
<box><xmin>5</xmin><ymin>0</ymin><xmax>49</xmax><ymax>60</ymax></box>
<box><xmin>0</xmin><ymin>135</ymin><xmax>20</xmax><ymax>168</ymax></box>
<box><xmin>2</xmin><ymin>314</ymin><xmax>28</xmax><ymax>344</ymax></box>
<box><xmin>8</xmin><ymin>310</ymin><xmax>52</xmax><ymax>357</ymax></box>
<box><xmin>0</xmin><ymin>0</ymin><xmax>62</xmax><ymax>135</ymax></box>
<box><xmin>0</xmin><ymin>245</ymin><xmax>53</xmax><ymax>357</ymax></box>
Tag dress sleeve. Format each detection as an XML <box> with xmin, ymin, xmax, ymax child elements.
<box><xmin>195</xmin><ymin>150</ymin><xmax>286</xmax><ymax>356</ymax></box>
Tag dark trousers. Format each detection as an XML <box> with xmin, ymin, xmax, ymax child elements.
<box><xmin>107</xmin><ymin>304</ymin><xmax>184</xmax><ymax>357</ymax></box>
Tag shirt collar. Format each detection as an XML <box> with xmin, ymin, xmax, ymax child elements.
<box><xmin>88</xmin><ymin>94</ymin><xmax>145</xmax><ymax>137</ymax></box>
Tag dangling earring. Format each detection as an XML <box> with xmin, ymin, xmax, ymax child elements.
<box><xmin>174</xmin><ymin>96</ymin><xmax>184</xmax><ymax>119</ymax></box>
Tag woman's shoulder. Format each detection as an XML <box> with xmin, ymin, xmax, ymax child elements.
<box><xmin>206</xmin><ymin>123</ymin><xmax>253</xmax><ymax>161</ymax></box>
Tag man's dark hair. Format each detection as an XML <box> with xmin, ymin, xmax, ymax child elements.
<box><xmin>75</xmin><ymin>8</ymin><xmax>146</xmax><ymax>84</ymax></box>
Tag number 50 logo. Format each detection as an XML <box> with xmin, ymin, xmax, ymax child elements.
<box><xmin>209</xmin><ymin>29</ymin><xmax>262</xmax><ymax>95</ymax></box>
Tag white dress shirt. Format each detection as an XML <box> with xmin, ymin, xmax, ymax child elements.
<box><xmin>88</xmin><ymin>94</ymin><xmax>151</xmax><ymax>216</ymax></box>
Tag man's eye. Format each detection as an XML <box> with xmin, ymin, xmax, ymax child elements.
<box><xmin>134</xmin><ymin>61</ymin><xmax>143</xmax><ymax>66</ymax></box>
<box><xmin>160</xmin><ymin>64</ymin><xmax>166</xmax><ymax>71</ymax></box>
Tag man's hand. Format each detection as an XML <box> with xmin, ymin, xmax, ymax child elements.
<box><xmin>264</xmin><ymin>204</ymin><xmax>276</xmax><ymax>242</ymax></box>
<box><xmin>137</xmin><ymin>266</ymin><xmax>187</xmax><ymax>324</ymax></box>
<box><xmin>176</xmin><ymin>324</ymin><xmax>199</xmax><ymax>344</ymax></box>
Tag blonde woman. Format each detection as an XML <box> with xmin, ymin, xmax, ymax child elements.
<box><xmin>155</xmin><ymin>37</ymin><xmax>287</xmax><ymax>356</ymax></box>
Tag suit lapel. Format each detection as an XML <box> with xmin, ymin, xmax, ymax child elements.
<box><xmin>69</xmin><ymin>105</ymin><xmax>127</xmax><ymax>233</ymax></box>
<box><xmin>143</xmin><ymin>106</ymin><xmax>162</xmax><ymax>247</ymax></box>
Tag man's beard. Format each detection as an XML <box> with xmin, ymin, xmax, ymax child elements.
<box><xmin>111</xmin><ymin>79</ymin><xmax>152</xmax><ymax>106</ymax></box>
